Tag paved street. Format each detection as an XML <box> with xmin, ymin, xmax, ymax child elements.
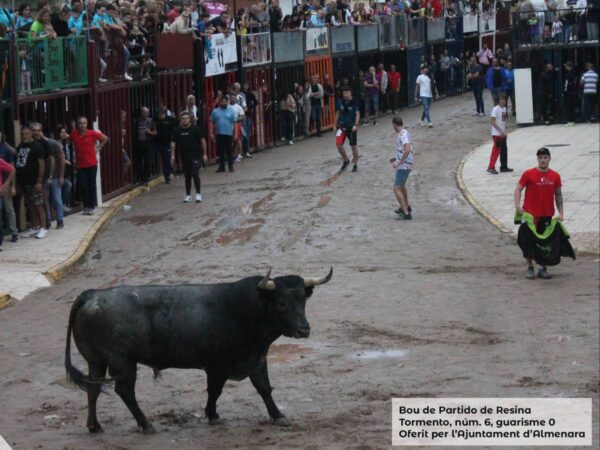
<box><xmin>461</xmin><ymin>123</ymin><xmax>600</xmax><ymax>254</ymax></box>
<box><xmin>0</xmin><ymin>93</ymin><xmax>598</xmax><ymax>449</ymax></box>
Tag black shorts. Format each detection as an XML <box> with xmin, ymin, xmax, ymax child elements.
<box><xmin>336</xmin><ymin>127</ymin><xmax>357</xmax><ymax>146</ymax></box>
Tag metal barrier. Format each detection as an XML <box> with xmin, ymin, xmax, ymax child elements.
<box><xmin>406</xmin><ymin>45</ymin><xmax>426</xmax><ymax>107</ymax></box>
<box><xmin>18</xmin><ymin>93</ymin><xmax>91</xmax><ymax>131</ymax></box>
<box><xmin>427</xmin><ymin>19</ymin><xmax>446</xmax><ymax>43</ymax></box>
<box><xmin>15</xmin><ymin>36</ymin><xmax>88</xmax><ymax>95</ymax></box>
<box><xmin>305</xmin><ymin>56</ymin><xmax>335</xmax><ymax>134</ymax></box>
<box><xmin>407</xmin><ymin>17</ymin><xmax>426</xmax><ymax>47</ymax></box>
<box><xmin>272</xmin><ymin>63</ymin><xmax>305</xmax><ymax>142</ymax></box>
<box><xmin>513</xmin><ymin>9</ymin><xmax>600</xmax><ymax>47</ymax></box>
<box><xmin>90</xmin><ymin>29</ymin><xmax>126</xmax><ymax>83</ymax></box>
<box><xmin>0</xmin><ymin>39</ymin><xmax>13</xmax><ymax>104</ymax></box>
<box><xmin>130</xmin><ymin>81</ymin><xmax>158</xmax><ymax>183</ymax></box>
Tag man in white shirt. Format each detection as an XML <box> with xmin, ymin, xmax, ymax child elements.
<box><xmin>415</xmin><ymin>66</ymin><xmax>433</xmax><ymax>127</ymax></box>
<box><xmin>487</xmin><ymin>94</ymin><xmax>513</xmax><ymax>174</ymax></box>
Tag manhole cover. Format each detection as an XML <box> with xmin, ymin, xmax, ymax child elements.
<box><xmin>543</xmin><ymin>144</ymin><xmax>571</xmax><ymax>147</ymax></box>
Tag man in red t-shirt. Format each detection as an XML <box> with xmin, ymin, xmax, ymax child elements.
<box><xmin>386</xmin><ymin>65</ymin><xmax>401</xmax><ymax>114</ymax></box>
<box><xmin>514</xmin><ymin>147</ymin><xmax>564</xmax><ymax>279</ymax></box>
<box><xmin>69</xmin><ymin>116</ymin><xmax>108</xmax><ymax>215</ymax></box>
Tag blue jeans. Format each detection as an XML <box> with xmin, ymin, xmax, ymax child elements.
<box><xmin>61</xmin><ymin>177</ymin><xmax>73</xmax><ymax>206</ymax></box>
<box><xmin>420</xmin><ymin>96</ymin><xmax>432</xmax><ymax>123</ymax></box>
<box><xmin>123</xmin><ymin>45</ymin><xmax>130</xmax><ymax>75</ymax></box>
<box><xmin>366</xmin><ymin>95</ymin><xmax>379</xmax><ymax>116</ymax></box>
<box><xmin>46</xmin><ymin>178</ymin><xmax>64</xmax><ymax>224</ymax></box>
<box><xmin>310</xmin><ymin>104</ymin><xmax>322</xmax><ymax>135</ymax></box>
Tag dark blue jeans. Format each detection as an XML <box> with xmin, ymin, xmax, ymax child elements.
<box><xmin>310</xmin><ymin>104</ymin><xmax>322</xmax><ymax>135</ymax></box>
<box><xmin>473</xmin><ymin>83</ymin><xmax>484</xmax><ymax>114</ymax></box>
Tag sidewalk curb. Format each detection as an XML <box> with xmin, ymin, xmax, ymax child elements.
<box><xmin>44</xmin><ymin>178</ymin><xmax>164</xmax><ymax>282</ymax></box>
<box><xmin>456</xmin><ymin>148</ymin><xmax>513</xmax><ymax>235</ymax></box>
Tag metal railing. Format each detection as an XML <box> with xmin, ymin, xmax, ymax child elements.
<box><xmin>406</xmin><ymin>17</ymin><xmax>426</xmax><ymax>47</ymax></box>
<box><xmin>15</xmin><ymin>35</ymin><xmax>88</xmax><ymax>95</ymax></box>
<box><xmin>513</xmin><ymin>8</ymin><xmax>600</xmax><ymax>46</ymax></box>
<box><xmin>90</xmin><ymin>29</ymin><xmax>126</xmax><ymax>83</ymax></box>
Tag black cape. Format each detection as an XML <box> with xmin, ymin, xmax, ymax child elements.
<box><xmin>517</xmin><ymin>215</ymin><xmax>576</xmax><ymax>266</ymax></box>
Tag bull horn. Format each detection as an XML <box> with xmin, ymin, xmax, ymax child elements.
<box><xmin>303</xmin><ymin>267</ymin><xmax>333</xmax><ymax>287</ymax></box>
<box><xmin>258</xmin><ymin>268</ymin><xmax>276</xmax><ymax>291</ymax></box>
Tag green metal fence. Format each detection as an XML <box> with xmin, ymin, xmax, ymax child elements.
<box><xmin>16</xmin><ymin>35</ymin><xmax>88</xmax><ymax>95</ymax></box>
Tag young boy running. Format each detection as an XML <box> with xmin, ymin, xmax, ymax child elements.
<box><xmin>390</xmin><ymin>116</ymin><xmax>413</xmax><ymax>220</ymax></box>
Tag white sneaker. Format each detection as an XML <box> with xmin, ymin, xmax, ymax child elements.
<box><xmin>195</xmin><ymin>193</ymin><xmax>202</xmax><ymax>203</ymax></box>
<box><xmin>22</xmin><ymin>228</ymin><xmax>38</xmax><ymax>238</ymax></box>
<box><xmin>289</xmin><ymin>140</ymin><xmax>294</xmax><ymax>145</ymax></box>
<box><xmin>235</xmin><ymin>154</ymin><xmax>243</xmax><ymax>162</ymax></box>
<box><xmin>124</xmin><ymin>73</ymin><xmax>133</xmax><ymax>81</ymax></box>
<box><xmin>183</xmin><ymin>195</ymin><xmax>192</xmax><ymax>203</ymax></box>
<box><xmin>99</xmin><ymin>77</ymin><xmax>108</xmax><ymax>83</ymax></box>
<box><xmin>428</xmin><ymin>122</ymin><xmax>433</xmax><ymax>128</ymax></box>
<box><xmin>420</xmin><ymin>120</ymin><xmax>426</xmax><ymax>127</ymax></box>
<box><xmin>36</xmin><ymin>228</ymin><xmax>48</xmax><ymax>239</ymax></box>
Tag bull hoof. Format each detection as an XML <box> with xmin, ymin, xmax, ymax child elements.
<box><xmin>142</xmin><ymin>424</ymin><xmax>157</xmax><ymax>435</ymax></box>
<box><xmin>208</xmin><ymin>417</ymin><xmax>224</xmax><ymax>425</ymax></box>
<box><xmin>272</xmin><ymin>417</ymin><xmax>291</xmax><ymax>427</ymax></box>
<box><xmin>88</xmin><ymin>424</ymin><xmax>103</xmax><ymax>434</ymax></box>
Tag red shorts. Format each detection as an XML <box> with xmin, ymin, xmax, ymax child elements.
<box><xmin>335</xmin><ymin>127</ymin><xmax>357</xmax><ymax>146</ymax></box>
<box><xmin>234</xmin><ymin>123</ymin><xmax>242</xmax><ymax>141</ymax></box>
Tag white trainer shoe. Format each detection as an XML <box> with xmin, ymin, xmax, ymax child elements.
<box><xmin>36</xmin><ymin>228</ymin><xmax>48</xmax><ymax>239</ymax></box>
<box><xmin>195</xmin><ymin>193</ymin><xmax>202</xmax><ymax>203</ymax></box>
<box><xmin>183</xmin><ymin>195</ymin><xmax>192</xmax><ymax>203</ymax></box>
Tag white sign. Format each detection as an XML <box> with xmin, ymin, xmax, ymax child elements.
<box><xmin>204</xmin><ymin>33</ymin><xmax>237</xmax><ymax>77</ymax></box>
<box><xmin>463</xmin><ymin>13</ymin><xmax>479</xmax><ymax>33</ymax></box>
<box><xmin>392</xmin><ymin>398</ymin><xmax>592</xmax><ymax>446</ymax></box>
<box><xmin>305</xmin><ymin>27</ymin><xmax>329</xmax><ymax>53</ymax></box>
<box><xmin>241</xmin><ymin>32</ymin><xmax>272</xmax><ymax>67</ymax></box>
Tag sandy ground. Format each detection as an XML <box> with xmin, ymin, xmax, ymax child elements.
<box><xmin>0</xmin><ymin>94</ymin><xmax>598</xmax><ymax>450</ymax></box>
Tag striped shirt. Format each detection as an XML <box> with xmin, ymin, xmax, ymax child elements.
<box><xmin>581</xmin><ymin>70</ymin><xmax>598</xmax><ymax>95</ymax></box>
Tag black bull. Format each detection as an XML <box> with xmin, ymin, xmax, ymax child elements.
<box><xmin>65</xmin><ymin>268</ymin><xmax>332</xmax><ymax>434</ymax></box>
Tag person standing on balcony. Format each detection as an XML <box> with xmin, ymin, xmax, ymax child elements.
<box><xmin>15</xmin><ymin>4</ymin><xmax>33</xmax><ymax>35</ymax></box>
<box><xmin>106</xmin><ymin>4</ymin><xmax>133</xmax><ymax>81</ymax></box>
<box><xmin>270</xmin><ymin>0</ymin><xmax>283</xmax><ymax>32</ymax></box>
<box><xmin>51</xmin><ymin>4</ymin><xmax>71</xmax><ymax>37</ymax></box>
<box><xmin>30</xmin><ymin>9</ymin><xmax>57</xmax><ymax>38</ymax></box>
<box><xmin>69</xmin><ymin>116</ymin><xmax>108</xmax><ymax>216</ymax></box>
<box><xmin>0</xmin><ymin>3</ymin><xmax>13</xmax><ymax>32</ymax></box>
<box><xmin>168</xmin><ymin>5</ymin><xmax>194</xmax><ymax>34</ymax></box>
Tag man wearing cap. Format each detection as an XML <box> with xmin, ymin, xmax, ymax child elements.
<box><xmin>563</xmin><ymin>61</ymin><xmax>578</xmax><ymax>126</ymax></box>
<box><xmin>514</xmin><ymin>148</ymin><xmax>573</xmax><ymax>280</ymax></box>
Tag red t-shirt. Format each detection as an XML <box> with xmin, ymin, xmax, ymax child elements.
<box><xmin>70</xmin><ymin>129</ymin><xmax>103</xmax><ymax>169</ymax></box>
<box><xmin>519</xmin><ymin>168</ymin><xmax>562</xmax><ymax>218</ymax></box>
<box><xmin>388</xmin><ymin>71</ymin><xmax>401</xmax><ymax>91</ymax></box>
<box><xmin>0</xmin><ymin>157</ymin><xmax>14</xmax><ymax>190</ymax></box>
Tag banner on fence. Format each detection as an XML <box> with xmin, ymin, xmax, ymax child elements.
<box><xmin>463</xmin><ymin>13</ymin><xmax>478</xmax><ymax>33</ymax></box>
<box><xmin>305</xmin><ymin>27</ymin><xmax>329</xmax><ymax>53</ymax></box>
<box><xmin>205</xmin><ymin>33</ymin><xmax>237</xmax><ymax>76</ymax></box>
<box><xmin>241</xmin><ymin>32</ymin><xmax>272</xmax><ymax>67</ymax></box>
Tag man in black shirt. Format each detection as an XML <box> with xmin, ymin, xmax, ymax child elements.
<box><xmin>335</xmin><ymin>86</ymin><xmax>360</xmax><ymax>172</ymax></box>
<box><xmin>563</xmin><ymin>61</ymin><xmax>578</xmax><ymax>126</ymax></box>
<box><xmin>15</xmin><ymin>126</ymin><xmax>47</xmax><ymax>238</ymax></box>
<box><xmin>155</xmin><ymin>109</ymin><xmax>178</xmax><ymax>183</ymax></box>
<box><xmin>269</xmin><ymin>0</ymin><xmax>283</xmax><ymax>32</ymax></box>
<box><xmin>467</xmin><ymin>56</ymin><xmax>485</xmax><ymax>115</ymax></box>
<box><xmin>540</xmin><ymin>63</ymin><xmax>555</xmax><ymax>124</ymax></box>
<box><xmin>210</xmin><ymin>11</ymin><xmax>230</xmax><ymax>33</ymax></box>
<box><xmin>170</xmin><ymin>111</ymin><xmax>207</xmax><ymax>203</ymax></box>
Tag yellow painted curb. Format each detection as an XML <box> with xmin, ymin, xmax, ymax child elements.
<box><xmin>44</xmin><ymin>177</ymin><xmax>164</xmax><ymax>282</ymax></box>
<box><xmin>0</xmin><ymin>292</ymin><xmax>13</xmax><ymax>310</ymax></box>
<box><xmin>456</xmin><ymin>148</ymin><xmax>513</xmax><ymax>235</ymax></box>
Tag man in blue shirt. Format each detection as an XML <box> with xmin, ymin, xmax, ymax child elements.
<box><xmin>335</xmin><ymin>86</ymin><xmax>360</xmax><ymax>172</ymax></box>
<box><xmin>502</xmin><ymin>61</ymin><xmax>515</xmax><ymax>116</ymax></box>
<box><xmin>309</xmin><ymin>9</ymin><xmax>326</xmax><ymax>27</ymax></box>
<box><xmin>210</xmin><ymin>96</ymin><xmax>237</xmax><ymax>172</ymax></box>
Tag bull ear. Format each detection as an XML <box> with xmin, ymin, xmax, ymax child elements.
<box><xmin>257</xmin><ymin>268</ymin><xmax>276</xmax><ymax>291</ymax></box>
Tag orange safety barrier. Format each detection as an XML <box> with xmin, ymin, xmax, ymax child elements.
<box><xmin>305</xmin><ymin>56</ymin><xmax>335</xmax><ymax>133</ymax></box>
<box><xmin>243</xmin><ymin>66</ymin><xmax>274</xmax><ymax>151</ymax></box>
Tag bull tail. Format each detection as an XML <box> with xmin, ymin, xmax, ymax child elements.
<box><xmin>65</xmin><ymin>292</ymin><xmax>112</xmax><ymax>392</ymax></box>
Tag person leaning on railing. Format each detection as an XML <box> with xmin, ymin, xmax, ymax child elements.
<box><xmin>30</xmin><ymin>9</ymin><xmax>57</xmax><ymax>39</ymax></box>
